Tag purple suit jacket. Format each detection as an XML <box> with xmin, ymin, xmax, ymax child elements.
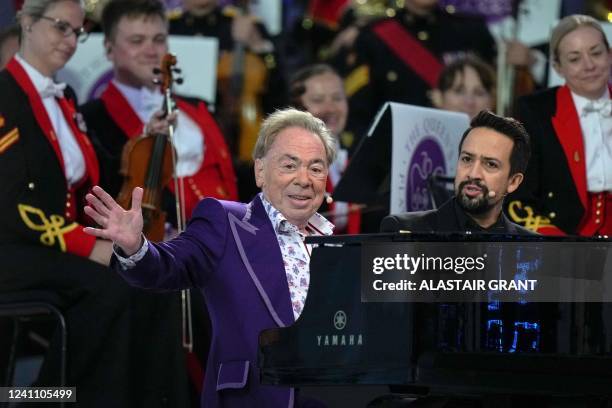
<box><xmin>115</xmin><ymin>195</ymin><xmax>295</xmax><ymax>407</ymax></box>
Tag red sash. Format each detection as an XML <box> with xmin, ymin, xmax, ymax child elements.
<box><xmin>100</xmin><ymin>82</ymin><xmax>144</xmax><ymax>138</ymax></box>
<box><xmin>371</xmin><ymin>19</ymin><xmax>443</xmax><ymax>88</ymax></box>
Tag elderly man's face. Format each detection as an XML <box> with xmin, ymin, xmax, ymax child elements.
<box><xmin>255</xmin><ymin>127</ymin><xmax>328</xmax><ymax>230</ymax></box>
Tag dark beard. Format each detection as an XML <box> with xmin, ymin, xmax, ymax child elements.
<box><xmin>456</xmin><ymin>180</ymin><xmax>494</xmax><ymax>215</ymax></box>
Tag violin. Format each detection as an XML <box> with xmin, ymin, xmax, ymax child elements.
<box><xmin>116</xmin><ymin>54</ymin><xmax>183</xmax><ymax>242</ymax></box>
<box><xmin>116</xmin><ymin>54</ymin><xmax>194</xmax><ymax>352</ymax></box>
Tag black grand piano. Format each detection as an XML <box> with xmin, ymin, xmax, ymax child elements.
<box><xmin>258</xmin><ymin>233</ymin><xmax>612</xmax><ymax>406</ymax></box>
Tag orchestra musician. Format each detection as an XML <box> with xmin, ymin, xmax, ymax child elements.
<box><xmin>80</xmin><ymin>0</ymin><xmax>239</xmax><ymax>395</ymax></box>
<box><xmin>81</xmin><ymin>0</ymin><xmax>238</xmax><ymax>225</ymax></box>
<box><xmin>289</xmin><ymin>63</ymin><xmax>361</xmax><ymax>234</ymax></box>
<box><xmin>507</xmin><ymin>15</ymin><xmax>612</xmax><ymax>236</ymax></box>
<box><xmin>0</xmin><ymin>0</ymin><xmax>189</xmax><ymax>405</ymax></box>
<box><xmin>84</xmin><ymin>108</ymin><xmax>336</xmax><ymax>407</ymax></box>
<box><xmin>168</xmin><ymin>0</ymin><xmax>287</xmax><ymax>202</ymax></box>
<box><xmin>430</xmin><ymin>55</ymin><xmax>495</xmax><ymax>120</ymax></box>
<box><xmin>339</xmin><ymin>0</ymin><xmax>496</xmax><ymax>139</ymax></box>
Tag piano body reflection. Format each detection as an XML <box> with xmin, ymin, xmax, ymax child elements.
<box><xmin>258</xmin><ymin>233</ymin><xmax>612</xmax><ymax>405</ymax></box>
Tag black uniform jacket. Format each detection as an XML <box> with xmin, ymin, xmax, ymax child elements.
<box><xmin>0</xmin><ymin>58</ymin><xmax>98</xmax><ymax>257</ymax></box>
<box><xmin>340</xmin><ymin>7</ymin><xmax>496</xmax><ymax>137</ymax></box>
<box><xmin>507</xmin><ymin>85</ymin><xmax>593</xmax><ymax>235</ymax></box>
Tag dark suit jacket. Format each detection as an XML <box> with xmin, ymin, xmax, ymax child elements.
<box><xmin>381</xmin><ymin>198</ymin><xmax>534</xmax><ymax>235</ymax></box>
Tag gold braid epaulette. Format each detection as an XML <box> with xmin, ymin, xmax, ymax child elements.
<box><xmin>507</xmin><ymin>200</ymin><xmax>553</xmax><ymax>232</ymax></box>
<box><xmin>18</xmin><ymin>204</ymin><xmax>79</xmax><ymax>252</ymax></box>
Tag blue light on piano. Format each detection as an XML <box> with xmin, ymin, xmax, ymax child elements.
<box><xmin>509</xmin><ymin>321</ymin><xmax>541</xmax><ymax>353</ymax></box>
<box><xmin>486</xmin><ymin>318</ymin><xmax>504</xmax><ymax>352</ymax></box>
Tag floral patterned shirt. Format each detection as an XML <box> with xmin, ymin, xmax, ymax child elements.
<box><xmin>260</xmin><ymin>193</ymin><xmax>334</xmax><ymax>320</ymax></box>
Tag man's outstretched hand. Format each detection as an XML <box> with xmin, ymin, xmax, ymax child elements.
<box><xmin>84</xmin><ymin>186</ymin><xmax>144</xmax><ymax>256</ymax></box>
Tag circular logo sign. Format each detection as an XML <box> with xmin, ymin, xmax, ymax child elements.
<box><xmin>405</xmin><ymin>137</ymin><xmax>446</xmax><ymax>211</ymax></box>
<box><xmin>333</xmin><ymin>310</ymin><xmax>347</xmax><ymax>330</ymax></box>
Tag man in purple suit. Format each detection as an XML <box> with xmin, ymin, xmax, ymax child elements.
<box><xmin>84</xmin><ymin>108</ymin><xmax>336</xmax><ymax>407</ymax></box>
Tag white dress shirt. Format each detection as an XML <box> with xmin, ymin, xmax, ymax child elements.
<box><xmin>16</xmin><ymin>54</ymin><xmax>85</xmax><ymax>187</ymax></box>
<box><xmin>113</xmin><ymin>80</ymin><xmax>204</xmax><ymax>177</ymax></box>
<box><xmin>571</xmin><ymin>89</ymin><xmax>612</xmax><ymax>192</ymax></box>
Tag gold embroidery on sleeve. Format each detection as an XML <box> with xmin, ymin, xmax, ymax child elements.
<box><xmin>507</xmin><ymin>200</ymin><xmax>553</xmax><ymax>232</ymax></box>
<box><xmin>18</xmin><ymin>204</ymin><xmax>78</xmax><ymax>252</ymax></box>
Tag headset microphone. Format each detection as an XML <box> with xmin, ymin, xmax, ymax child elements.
<box><xmin>325</xmin><ymin>193</ymin><xmax>334</xmax><ymax>204</ymax></box>
<box><xmin>488</xmin><ymin>190</ymin><xmax>496</xmax><ymax>198</ymax></box>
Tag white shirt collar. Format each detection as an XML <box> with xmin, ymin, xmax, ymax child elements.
<box><xmin>259</xmin><ymin>192</ymin><xmax>334</xmax><ymax>236</ymax></box>
<box><xmin>571</xmin><ymin>88</ymin><xmax>610</xmax><ymax>115</ymax></box>
<box><xmin>112</xmin><ymin>80</ymin><xmax>163</xmax><ymax>123</ymax></box>
<box><xmin>14</xmin><ymin>54</ymin><xmax>57</xmax><ymax>96</ymax></box>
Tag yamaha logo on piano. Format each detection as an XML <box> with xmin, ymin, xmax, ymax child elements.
<box><xmin>316</xmin><ymin>310</ymin><xmax>364</xmax><ymax>347</ymax></box>
<box><xmin>333</xmin><ymin>310</ymin><xmax>347</xmax><ymax>330</ymax></box>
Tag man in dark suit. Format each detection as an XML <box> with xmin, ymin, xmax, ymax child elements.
<box><xmin>382</xmin><ymin>110</ymin><xmax>532</xmax><ymax>235</ymax></box>
<box><xmin>380</xmin><ymin>111</ymin><xmax>536</xmax><ymax>408</ymax></box>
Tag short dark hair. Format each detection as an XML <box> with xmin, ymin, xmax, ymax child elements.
<box><xmin>101</xmin><ymin>0</ymin><xmax>166</xmax><ymax>42</ymax></box>
<box><xmin>289</xmin><ymin>63</ymin><xmax>340</xmax><ymax>109</ymax></box>
<box><xmin>437</xmin><ymin>55</ymin><xmax>496</xmax><ymax>94</ymax></box>
<box><xmin>458</xmin><ymin>110</ymin><xmax>531</xmax><ymax>176</ymax></box>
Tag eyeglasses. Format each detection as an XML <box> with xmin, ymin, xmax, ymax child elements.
<box><xmin>35</xmin><ymin>15</ymin><xmax>88</xmax><ymax>43</ymax></box>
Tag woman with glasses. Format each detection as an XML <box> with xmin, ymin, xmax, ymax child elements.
<box><xmin>0</xmin><ymin>1</ymin><xmax>190</xmax><ymax>406</ymax></box>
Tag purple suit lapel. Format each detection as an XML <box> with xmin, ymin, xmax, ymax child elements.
<box><xmin>226</xmin><ymin>196</ymin><xmax>295</xmax><ymax>327</ymax></box>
